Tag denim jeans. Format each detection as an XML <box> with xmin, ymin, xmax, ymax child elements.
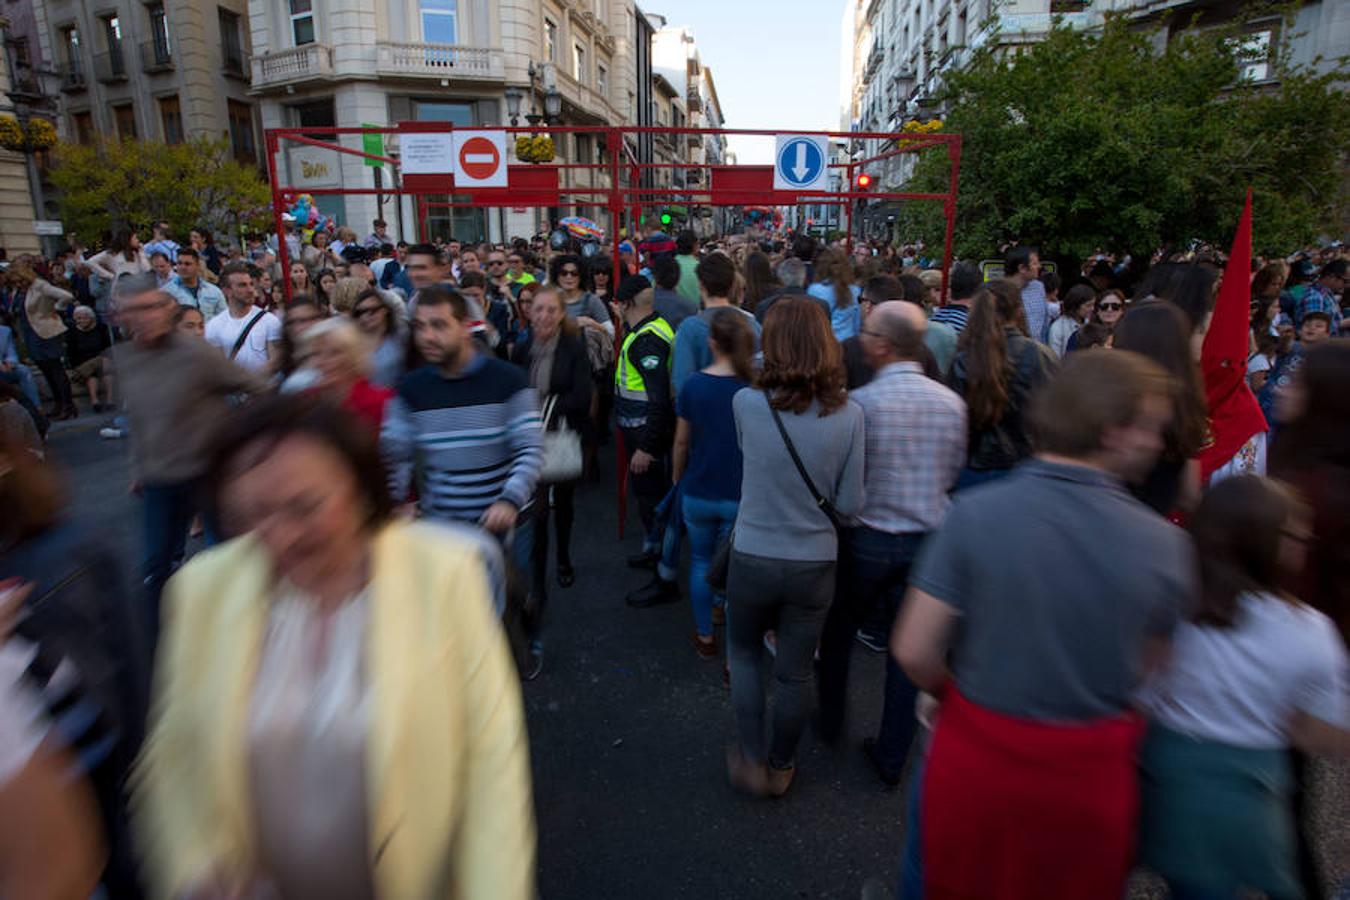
<box><xmin>142</xmin><ymin>479</ymin><xmax>215</xmax><ymax>652</ymax></box>
<box><xmin>681</xmin><ymin>494</ymin><xmax>739</xmax><ymax>637</ymax></box>
<box><xmin>727</xmin><ymin>549</ymin><xmax>835</xmax><ymax>769</ymax></box>
<box><xmin>818</xmin><ymin>526</ymin><xmax>925</xmax><ymax>769</ymax></box>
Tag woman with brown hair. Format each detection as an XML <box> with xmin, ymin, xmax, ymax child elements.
<box><xmin>948</xmin><ymin>280</ymin><xmax>1058</xmax><ymax>489</ymax></box>
<box><xmin>725</xmin><ymin>296</ymin><xmax>865</xmax><ymax>797</ymax></box>
<box><xmin>8</xmin><ymin>262</ymin><xmax>77</xmax><ymax>420</ymax></box>
<box><xmin>806</xmin><ymin>248</ymin><xmax>862</xmax><ymax>341</ymax></box>
<box><xmin>1112</xmin><ymin>300</ymin><xmax>1208</xmax><ymax>516</ymax></box>
<box><xmin>1136</xmin><ymin>476</ymin><xmax>1347</xmax><ymax>899</ymax></box>
<box><xmin>741</xmin><ymin>250</ymin><xmax>781</xmax><ymax>318</ymax></box>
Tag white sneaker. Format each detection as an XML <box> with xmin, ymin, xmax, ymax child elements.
<box><xmin>98</xmin><ymin>427</ymin><xmax>125</xmax><ymax>439</ymax></box>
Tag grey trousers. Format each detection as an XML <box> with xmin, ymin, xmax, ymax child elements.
<box><xmin>726</xmin><ymin>549</ymin><xmax>836</xmax><ymax>769</ymax></box>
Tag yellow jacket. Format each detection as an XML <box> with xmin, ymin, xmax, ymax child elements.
<box><xmin>133</xmin><ymin>521</ymin><xmax>536</xmax><ymax>899</ymax></box>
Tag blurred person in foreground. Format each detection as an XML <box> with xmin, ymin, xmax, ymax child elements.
<box><xmin>1136</xmin><ymin>476</ymin><xmax>1348</xmax><ymax>900</ymax></box>
<box><xmin>112</xmin><ymin>274</ymin><xmax>267</xmax><ymax>652</ymax></box>
<box><xmin>0</xmin><ymin>433</ymin><xmax>149</xmax><ymax>896</ymax></box>
<box><xmin>0</xmin><ymin>579</ymin><xmax>106</xmax><ymax>900</ymax></box>
<box><xmin>291</xmin><ymin>317</ymin><xmax>393</xmax><ymax>436</ymax></box>
<box><xmin>894</xmin><ymin>349</ymin><xmax>1196</xmax><ymax>900</ymax></box>
<box><xmin>134</xmin><ymin>395</ymin><xmax>535</xmax><ymax>899</ymax></box>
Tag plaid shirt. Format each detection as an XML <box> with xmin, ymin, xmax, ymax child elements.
<box><xmin>1295</xmin><ymin>281</ymin><xmax>1343</xmax><ymax>333</ymax></box>
<box><xmin>850</xmin><ymin>362</ymin><xmax>967</xmax><ymax>533</ymax></box>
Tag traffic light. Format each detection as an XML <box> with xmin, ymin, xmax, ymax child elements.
<box><xmin>660</xmin><ymin>212</ymin><xmax>672</xmax><ymax>225</ymax></box>
<box><xmin>857</xmin><ymin>173</ymin><xmax>873</xmax><ymax>190</ymax></box>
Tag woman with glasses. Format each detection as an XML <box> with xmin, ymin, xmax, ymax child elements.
<box><xmin>550</xmin><ymin>254</ymin><xmax>612</xmax><ymax>338</ymax></box>
<box><xmin>1066</xmin><ymin>287</ymin><xmax>1127</xmax><ymax>353</ymax></box>
<box><xmin>586</xmin><ymin>257</ymin><xmax>616</xmax><ymax>306</ymax></box>
<box><xmin>949</xmin><ymin>280</ymin><xmax>1059</xmax><ymax>489</ymax></box>
<box><xmin>349</xmin><ymin>288</ymin><xmax>406</xmax><ymax>389</ymax></box>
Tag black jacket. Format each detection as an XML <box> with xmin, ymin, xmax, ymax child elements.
<box><xmin>948</xmin><ymin>329</ymin><xmax>1058</xmax><ymax>471</ymax></box>
<box><xmin>617</xmin><ymin>313</ymin><xmax>675</xmax><ymax>455</ymax></box>
<box><xmin>511</xmin><ymin>329</ymin><xmax>594</xmax><ymax>437</ymax></box>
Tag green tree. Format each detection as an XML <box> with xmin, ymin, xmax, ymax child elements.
<box><xmin>895</xmin><ymin>9</ymin><xmax>1350</xmax><ymax>260</ymax></box>
<box><xmin>48</xmin><ymin>137</ymin><xmax>272</xmax><ymax>245</ymax></box>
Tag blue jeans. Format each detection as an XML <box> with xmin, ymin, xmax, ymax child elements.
<box><xmin>818</xmin><ymin>526</ymin><xmax>925</xmax><ymax>762</ymax></box>
<box><xmin>1</xmin><ymin>365</ymin><xmax>39</xmax><ymax>408</ymax></box>
<box><xmin>681</xmin><ymin>494</ymin><xmax>738</xmax><ymax>637</ymax></box>
<box><xmin>142</xmin><ymin>479</ymin><xmax>216</xmax><ymax>652</ymax></box>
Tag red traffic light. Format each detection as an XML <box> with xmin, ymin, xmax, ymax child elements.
<box><xmin>857</xmin><ymin>173</ymin><xmax>873</xmax><ymax>189</ymax></box>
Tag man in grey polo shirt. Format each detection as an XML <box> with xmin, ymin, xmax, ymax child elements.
<box><xmin>893</xmin><ymin>349</ymin><xmax>1197</xmax><ymax>900</ymax></box>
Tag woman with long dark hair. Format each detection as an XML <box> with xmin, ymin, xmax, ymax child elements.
<box><xmin>1112</xmin><ymin>301</ymin><xmax>1208</xmax><ymax>516</ymax></box>
<box><xmin>948</xmin><ymin>280</ymin><xmax>1057</xmax><ymax>488</ymax></box>
<box><xmin>1047</xmin><ymin>283</ymin><xmax>1095</xmax><ymax>358</ymax></box>
<box><xmin>1136</xmin><ymin>476</ymin><xmax>1347</xmax><ymax>899</ymax></box>
<box><xmin>742</xmin><ymin>251</ymin><xmax>781</xmax><ymax>318</ymax></box>
<box><xmin>289</xmin><ymin>260</ymin><xmax>313</xmax><ymax>296</ymax></box>
<box><xmin>550</xmin><ymin>254</ymin><xmax>611</xmax><ymax>336</ymax></box>
<box><xmin>277</xmin><ymin>294</ymin><xmax>327</xmax><ymax>382</ymax></box>
<box><xmin>1065</xmin><ymin>286</ymin><xmax>1126</xmax><ymax>352</ymax></box>
<box><xmin>87</xmin><ymin>230</ymin><xmax>150</xmax><ymax>283</ymax></box>
<box><xmin>806</xmin><ymin>248</ymin><xmax>862</xmax><ymax>341</ymax></box>
<box><xmin>673</xmin><ymin>309</ymin><xmax>756</xmax><ymax>659</ymax></box>
<box><xmin>725</xmin><ymin>296</ymin><xmax>865</xmax><ymax>797</ymax></box>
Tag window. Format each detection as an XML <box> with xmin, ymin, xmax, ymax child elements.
<box><xmin>227</xmin><ymin>99</ymin><xmax>256</xmax><ymax>164</ymax></box>
<box><xmin>545</xmin><ymin>18</ymin><xmax>558</xmax><ymax>63</ymax></box>
<box><xmin>290</xmin><ymin>0</ymin><xmax>315</xmax><ymax>46</ymax></box>
<box><xmin>1236</xmin><ymin>28</ymin><xmax>1275</xmax><ymax>82</ymax></box>
<box><xmin>72</xmin><ymin>111</ymin><xmax>95</xmax><ymax>144</ymax></box>
<box><xmin>61</xmin><ymin>26</ymin><xmax>80</xmax><ymax>64</ymax></box>
<box><xmin>576</xmin><ymin>133</ymin><xmax>591</xmax><ymax>164</ymax></box>
<box><xmin>101</xmin><ymin>15</ymin><xmax>126</xmax><ymax>76</ymax></box>
<box><xmin>596</xmin><ymin>63</ymin><xmax>607</xmax><ymax>97</ymax></box>
<box><xmin>159</xmin><ymin>95</ymin><xmax>183</xmax><ymax>144</ymax></box>
<box><xmin>13</xmin><ymin>38</ymin><xmax>30</xmax><ymax>69</ymax></box>
<box><xmin>219</xmin><ymin>8</ymin><xmax>245</xmax><ymax>74</ymax></box>
<box><xmin>415</xmin><ymin>100</ymin><xmax>474</xmax><ymax>125</ymax></box>
<box><xmin>421</xmin><ymin>0</ymin><xmax>457</xmax><ymax>44</ymax></box>
<box><xmin>573</xmin><ymin>43</ymin><xmax>586</xmax><ymax>82</ymax></box>
<box><xmin>147</xmin><ymin>4</ymin><xmax>170</xmax><ymax>57</ymax></box>
<box><xmin>113</xmin><ymin>102</ymin><xmax>136</xmax><ymax>139</ymax></box>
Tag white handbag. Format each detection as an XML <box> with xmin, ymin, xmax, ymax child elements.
<box><xmin>537</xmin><ymin>394</ymin><xmax>583</xmax><ymax>484</ymax></box>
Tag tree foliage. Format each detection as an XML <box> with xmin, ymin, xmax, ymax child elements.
<box><xmin>895</xmin><ymin>9</ymin><xmax>1350</xmax><ymax>259</ymax></box>
<box><xmin>49</xmin><ymin>137</ymin><xmax>272</xmax><ymax>244</ymax></box>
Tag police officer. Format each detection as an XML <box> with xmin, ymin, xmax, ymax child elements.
<box><xmin>615</xmin><ymin>285</ymin><xmax>676</xmax><ymax>588</ymax></box>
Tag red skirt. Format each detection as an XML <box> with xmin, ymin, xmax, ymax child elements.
<box><xmin>921</xmin><ymin>688</ymin><xmax>1144</xmax><ymax>900</ymax></box>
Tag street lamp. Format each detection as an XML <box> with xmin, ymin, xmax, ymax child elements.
<box><xmin>543</xmin><ymin>86</ymin><xmax>562</xmax><ymax>123</ymax></box>
<box><xmin>504</xmin><ymin>86</ymin><xmax>524</xmax><ymax>126</ymax></box>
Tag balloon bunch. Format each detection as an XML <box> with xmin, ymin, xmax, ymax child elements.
<box><xmin>287</xmin><ymin>193</ymin><xmax>335</xmax><ymax>238</ymax></box>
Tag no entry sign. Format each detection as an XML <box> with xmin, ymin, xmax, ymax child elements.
<box><xmin>452</xmin><ymin>130</ymin><xmax>508</xmax><ymax>188</ymax></box>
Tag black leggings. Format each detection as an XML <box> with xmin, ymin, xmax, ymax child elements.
<box><xmin>530</xmin><ymin>481</ymin><xmax>576</xmax><ymax>599</ymax></box>
<box><xmin>33</xmin><ymin>358</ymin><xmax>73</xmax><ymax>411</ymax></box>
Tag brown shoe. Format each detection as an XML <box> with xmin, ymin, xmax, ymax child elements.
<box><xmin>766</xmin><ymin>764</ymin><xmax>796</xmax><ymax>798</ymax></box>
<box><xmin>711</xmin><ymin>605</ymin><xmax>726</xmax><ymax>626</ymax></box>
<box><xmin>726</xmin><ymin>746</ymin><xmax>769</xmax><ymax>797</ymax></box>
<box><xmin>692</xmin><ymin>633</ymin><xmax>717</xmax><ymax>660</ymax></box>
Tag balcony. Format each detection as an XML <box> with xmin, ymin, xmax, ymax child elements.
<box><xmin>93</xmin><ymin>48</ymin><xmax>129</xmax><ymax>83</ymax></box>
<box><xmin>251</xmin><ymin>43</ymin><xmax>334</xmax><ymax>89</ymax></box>
<box><xmin>140</xmin><ymin>39</ymin><xmax>173</xmax><ymax>73</ymax></box>
<box><xmin>375</xmin><ymin>42</ymin><xmax>504</xmax><ymax>81</ymax></box>
<box><xmin>58</xmin><ymin>62</ymin><xmax>87</xmax><ymax>93</ymax></box>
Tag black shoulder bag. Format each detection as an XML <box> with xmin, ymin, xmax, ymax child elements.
<box><xmin>228</xmin><ymin>310</ymin><xmax>266</xmax><ymax>361</ymax></box>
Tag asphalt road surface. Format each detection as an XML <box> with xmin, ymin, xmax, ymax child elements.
<box><xmin>43</xmin><ymin>414</ymin><xmax>1348</xmax><ymax>899</ymax></box>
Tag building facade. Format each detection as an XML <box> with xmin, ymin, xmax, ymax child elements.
<box><xmin>43</xmin><ymin>0</ymin><xmax>258</xmax><ymax>156</ymax></box>
<box><xmin>247</xmin><ymin>0</ymin><xmax>665</xmax><ymax>243</ymax></box>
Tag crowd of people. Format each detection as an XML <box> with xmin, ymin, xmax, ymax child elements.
<box><xmin>0</xmin><ymin>213</ymin><xmax>1346</xmax><ymax>899</ymax></box>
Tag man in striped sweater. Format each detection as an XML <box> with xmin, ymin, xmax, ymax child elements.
<box><xmin>381</xmin><ymin>286</ymin><xmax>542</xmax><ymax>535</ymax></box>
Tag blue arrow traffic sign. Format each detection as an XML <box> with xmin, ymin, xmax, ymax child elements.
<box><xmin>774</xmin><ymin>135</ymin><xmax>828</xmax><ymax>191</ymax></box>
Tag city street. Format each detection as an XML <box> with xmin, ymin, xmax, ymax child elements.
<box><xmin>45</xmin><ymin>414</ymin><xmax>1349</xmax><ymax>898</ymax></box>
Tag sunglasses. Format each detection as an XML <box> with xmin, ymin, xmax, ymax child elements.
<box><xmin>560</xmin><ymin>268</ymin><xmax>580</xmax><ymax>276</ymax></box>
<box><xmin>1098</xmin><ymin>302</ymin><xmax>1123</xmax><ymax>311</ymax></box>
<box><xmin>489</xmin><ymin>259</ymin><xmax>507</xmax><ymax>266</ymax></box>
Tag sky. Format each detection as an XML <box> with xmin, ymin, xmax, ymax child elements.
<box><xmin>650</xmin><ymin>0</ymin><xmax>846</xmax><ymax>164</ymax></box>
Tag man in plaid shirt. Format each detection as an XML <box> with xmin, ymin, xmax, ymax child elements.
<box><xmin>817</xmin><ymin>301</ymin><xmax>967</xmax><ymax>784</ymax></box>
<box><xmin>1295</xmin><ymin>259</ymin><xmax>1345</xmax><ymax>334</ymax></box>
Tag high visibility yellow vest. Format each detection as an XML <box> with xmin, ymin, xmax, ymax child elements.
<box><xmin>615</xmin><ymin>316</ymin><xmax>674</xmax><ymax>402</ymax></box>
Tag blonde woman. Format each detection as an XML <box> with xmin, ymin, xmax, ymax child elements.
<box><xmin>329</xmin><ymin>276</ymin><xmax>369</xmax><ymax>316</ymax></box>
<box><xmin>294</xmin><ymin>316</ymin><xmax>393</xmax><ymax>435</ymax></box>
<box><xmin>9</xmin><ymin>262</ymin><xmax>77</xmax><ymax>419</ymax></box>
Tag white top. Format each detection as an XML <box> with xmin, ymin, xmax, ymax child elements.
<box><xmin>1138</xmin><ymin>591</ymin><xmax>1349</xmax><ymax>749</ymax></box>
<box><xmin>249</xmin><ymin>585</ymin><xmax>375</xmax><ymax>900</ymax></box>
<box><xmin>205</xmin><ymin>307</ymin><xmax>282</xmax><ymax>371</ymax></box>
<box><xmin>0</xmin><ymin>640</ymin><xmax>46</xmax><ymax>785</ymax></box>
<box><xmin>1246</xmin><ymin>352</ymin><xmax>1274</xmax><ymax>375</ymax></box>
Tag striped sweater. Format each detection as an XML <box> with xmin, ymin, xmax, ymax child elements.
<box><xmin>381</xmin><ymin>353</ymin><xmax>542</xmax><ymax>523</ymax></box>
